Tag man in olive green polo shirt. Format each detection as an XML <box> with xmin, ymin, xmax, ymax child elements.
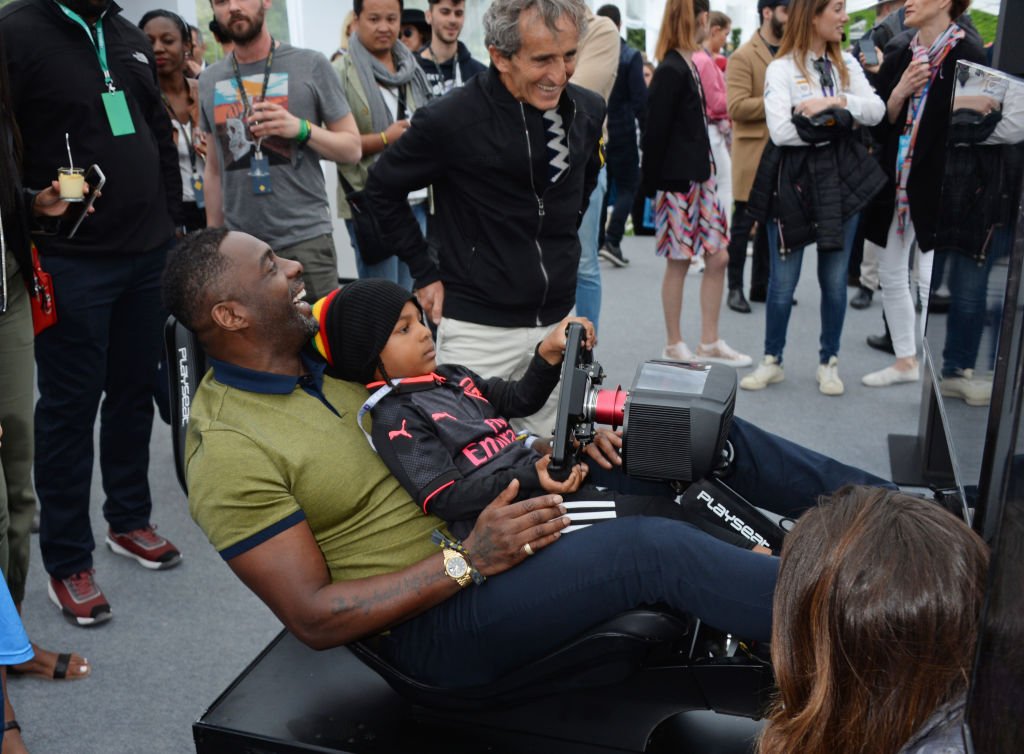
<box><xmin>162</xmin><ymin>227</ymin><xmax>797</xmax><ymax>688</ymax></box>
<box><xmin>164</xmin><ymin>228</ymin><xmax>571</xmax><ymax>653</ymax></box>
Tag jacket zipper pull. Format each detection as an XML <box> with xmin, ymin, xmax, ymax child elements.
<box><xmin>537</xmin><ymin>198</ymin><xmax>545</xmax><ymax>217</ymax></box>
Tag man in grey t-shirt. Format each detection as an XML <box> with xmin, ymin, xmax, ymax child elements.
<box><xmin>200</xmin><ymin>0</ymin><xmax>361</xmax><ymax>300</ymax></box>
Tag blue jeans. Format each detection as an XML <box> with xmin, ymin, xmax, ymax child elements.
<box><xmin>383</xmin><ymin>416</ymin><xmax>893</xmax><ymax>687</ymax></box>
<box><xmin>765</xmin><ymin>216</ymin><xmax>858</xmax><ymax>365</ymax></box>
<box><xmin>605</xmin><ymin>141</ymin><xmax>639</xmax><ymax>246</ymax></box>
<box><xmin>576</xmin><ymin>166</ymin><xmax>606</xmax><ymax>332</ymax></box>
<box><xmin>35</xmin><ymin>240</ymin><xmax>172</xmax><ymax>578</ymax></box>
<box><xmin>940</xmin><ymin>226</ymin><xmax>1010</xmax><ymax>375</ymax></box>
<box><xmin>347</xmin><ymin>202</ymin><xmax>427</xmax><ymax>290</ymax></box>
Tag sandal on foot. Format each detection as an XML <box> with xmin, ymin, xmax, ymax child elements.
<box><xmin>3</xmin><ymin>720</ymin><xmax>20</xmax><ymax>732</ymax></box>
<box><xmin>9</xmin><ymin>647</ymin><xmax>90</xmax><ymax>680</ymax></box>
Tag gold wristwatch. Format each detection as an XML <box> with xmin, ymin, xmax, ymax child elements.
<box><xmin>442</xmin><ymin>548</ymin><xmax>473</xmax><ymax>588</ymax></box>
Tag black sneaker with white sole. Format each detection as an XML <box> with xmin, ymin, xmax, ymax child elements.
<box><xmin>598</xmin><ymin>241</ymin><xmax>630</xmax><ymax>267</ymax></box>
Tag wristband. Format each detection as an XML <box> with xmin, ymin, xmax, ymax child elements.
<box><xmin>517</xmin><ymin>432</ymin><xmax>542</xmax><ymax>449</ymax></box>
<box><xmin>295</xmin><ymin>119</ymin><xmax>312</xmax><ymax>145</ymax></box>
<box><xmin>380</xmin><ymin>131</ymin><xmax>388</xmax><ymax>147</ymax></box>
<box><xmin>431</xmin><ymin>530</ymin><xmax>485</xmax><ymax>585</ymax></box>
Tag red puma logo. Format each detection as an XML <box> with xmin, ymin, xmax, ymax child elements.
<box><xmin>459</xmin><ymin>377</ymin><xmax>489</xmax><ymax>402</ymax></box>
<box><xmin>432</xmin><ymin>412</ymin><xmax>458</xmax><ymax>422</ymax></box>
<box><xmin>389</xmin><ymin>419</ymin><xmax>413</xmax><ymax>441</ymax></box>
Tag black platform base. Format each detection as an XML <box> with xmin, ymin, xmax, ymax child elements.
<box><xmin>193</xmin><ymin>631</ymin><xmax>767</xmax><ymax>754</ymax></box>
<box><xmin>888</xmin><ymin>433</ymin><xmax>956</xmax><ymax>487</ymax></box>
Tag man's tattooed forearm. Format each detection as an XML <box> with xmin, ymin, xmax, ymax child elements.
<box><xmin>330</xmin><ymin>569</ymin><xmax>447</xmax><ymax>617</ymax></box>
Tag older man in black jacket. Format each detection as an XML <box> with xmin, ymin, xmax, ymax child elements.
<box><xmin>364</xmin><ymin>0</ymin><xmax>605</xmax><ymax>437</ymax></box>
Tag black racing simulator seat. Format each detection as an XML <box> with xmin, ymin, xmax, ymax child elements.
<box><xmin>165</xmin><ymin>316</ymin><xmax>773</xmax><ymax>754</ymax></box>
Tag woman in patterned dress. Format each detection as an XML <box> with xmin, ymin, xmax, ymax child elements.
<box><xmin>642</xmin><ymin>0</ymin><xmax>751</xmax><ymax>369</ymax></box>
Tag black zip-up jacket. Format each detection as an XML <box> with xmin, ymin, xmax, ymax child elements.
<box><xmin>364</xmin><ymin>66</ymin><xmax>605</xmax><ymax>328</ymax></box>
<box><xmin>0</xmin><ymin>0</ymin><xmax>181</xmax><ymax>257</ymax></box>
<box><xmin>370</xmin><ymin>355</ymin><xmax>561</xmax><ymax>538</ymax></box>
<box><xmin>747</xmin><ymin>124</ymin><xmax>887</xmax><ymax>252</ymax></box>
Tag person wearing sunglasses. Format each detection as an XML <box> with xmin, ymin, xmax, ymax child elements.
<box><xmin>400</xmin><ymin>8</ymin><xmax>431</xmax><ymax>53</ymax></box>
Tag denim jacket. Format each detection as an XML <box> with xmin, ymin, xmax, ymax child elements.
<box><xmin>897</xmin><ymin>695</ymin><xmax>967</xmax><ymax>754</ymax></box>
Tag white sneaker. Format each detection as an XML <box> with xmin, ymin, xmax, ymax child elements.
<box><xmin>816</xmin><ymin>356</ymin><xmax>844</xmax><ymax>396</ymax></box>
<box><xmin>695</xmin><ymin>339</ymin><xmax>753</xmax><ymax>368</ymax></box>
<box><xmin>739</xmin><ymin>355</ymin><xmax>784</xmax><ymax>390</ymax></box>
<box><xmin>662</xmin><ymin>342</ymin><xmax>695</xmax><ymax>361</ymax></box>
<box><xmin>940</xmin><ymin>369</ymin><xmax>992</xmax><ymax>407</ymax></box>
<box><xmin>862</xmin><ymin>363</ymin><xmax>920</xmax><ymax>387</ymax></box>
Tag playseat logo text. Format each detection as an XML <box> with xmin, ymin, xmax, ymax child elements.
<box><xmin>178</xmin><ymin>347</ymin><xmax>190</xmax><ymax>427</ymax></box>
<box><xmin>698</xmin><ymin>490</ymin><xmax>770</xmax><ymax>549</ymax></box>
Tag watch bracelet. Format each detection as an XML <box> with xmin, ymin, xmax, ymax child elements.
<box><xmin>431</xmin><ymin>530</ymin><xmax>485</xmax><ymax>585</ymax></box>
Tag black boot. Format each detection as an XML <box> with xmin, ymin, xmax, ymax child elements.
<box><xmin>867</xmin><ymin>314</ymin><xmax>894</xmax><ymax>354</ymax></box>
<box><xmin>727</xmin><ymin>289</ymin><xmax>751</xmax><ymax>313</ymax></box>
<box><xmin>850</xmin><ymin>286</ymin><xmax>873</xmax><ymax>310</ymax></box>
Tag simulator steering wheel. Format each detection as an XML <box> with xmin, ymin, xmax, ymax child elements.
<box><xmin>550</xmin><ymin>323</ymin><xmax>600</xmax><ymax>471</ymax></box>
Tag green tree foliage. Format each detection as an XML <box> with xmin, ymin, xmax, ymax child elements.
<box><xmin>626</xmin><ymin>26</ymin><xmax>645</xmax><ymax>54</ymax></box>
<box><xmin>845</xmin><ymin>8</ymin><xmax>998</xmax><ymax>45</ymax></box>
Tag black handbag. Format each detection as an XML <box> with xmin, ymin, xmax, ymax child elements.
<box><xmin>338</xmin><ymin>171</ymin><xmax>393</xmax><ymax>265</ymax></box>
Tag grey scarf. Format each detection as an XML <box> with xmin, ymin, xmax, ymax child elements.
<box><xmin>348</xmin><ymin>34</ymin><xmax>432</xmax><ymax>134</ymax></box>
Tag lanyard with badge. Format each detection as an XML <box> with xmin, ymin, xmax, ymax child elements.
<box><xmin>57</xmin><ymin>4</ymin><xmax>135</xmax><ymax>136</ymax></box>
<box><xmin>812</xmin><ymin>56</ymin><xmax>837</xmax><ymax>98</ymax></box>
<box><xmin>230</xmin><ymin>39</ymin><xmax>275</xmax><ymax>195</ymax></box>
<box><xmin>427</xmin><ymin>47</ymin><xmax>460</xmax><ymax>96</ymax></box>
<box><xmin>897</xmin><ymin>55</ymin><xmax>935</xmax><ymax>174</ymax></box>
<box><xmin>161</xmin><ymin>93</ymin><xmax>204</xmax><ymax>208</ymax></box>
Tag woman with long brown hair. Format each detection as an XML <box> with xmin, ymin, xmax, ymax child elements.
<box><xmin>760</xmin><ymin>486</ymin><xmax>988</xmax><ymax>754</ymax></box>
<box><xmin>642</xmin><ymin>0</ymin><xmax>750</xmax><ymax>369</ymax></box>
<box><xmin>741</xmin><ymin>0</ymin><xmax>884</xmax><ymax>396</ymax></box>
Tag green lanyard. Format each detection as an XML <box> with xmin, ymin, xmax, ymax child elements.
<box><xmin>56</xmin><ymin>3</ymin><xmax>115</xmax><ymax>92</ymax></box>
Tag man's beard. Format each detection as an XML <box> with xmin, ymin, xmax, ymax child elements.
<box><xmin>436</xmin><ymin>26</ymin><xmax>461</xmax><ymax>45</ymax></box>
<box><xmin>771</xmin><ymin>12</ymin><xmax>785</xmax><ymax>41</ymax></box>
<box><xmin>224</xmin><ymin>7</ymin><xmax>266</xmax><ymax>44</ymax></box>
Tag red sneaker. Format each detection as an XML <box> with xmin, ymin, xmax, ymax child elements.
<box><xmin>48</xmin><ymin>570</ymin><xmax>112</xmax><ymax>627</ymax></box>
<box><xmin>105</xmin><ymin>525</ymin><xmax>182</xmax><ymax>571</ymax></box>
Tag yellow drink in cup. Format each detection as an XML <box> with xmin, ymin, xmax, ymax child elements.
<box><xmin>58</xmin><ymin>167</ymin><xmax>85</xmax><ymax>202</ymax></box>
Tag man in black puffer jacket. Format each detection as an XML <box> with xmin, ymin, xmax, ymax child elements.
<box><xmin>364</xmin><ymin>0</ymin><xmax>605</xmax><ymax>436</ymax></box>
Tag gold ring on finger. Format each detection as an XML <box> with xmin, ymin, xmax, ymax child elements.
<box><xmin>522</xmin><ymin>542</ymin><xmax>535</xmax><ymax>557</ymax></box>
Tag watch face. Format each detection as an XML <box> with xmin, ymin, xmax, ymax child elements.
<box><xmin>445</xmin><ymin>554</ymin><xmax>469</xmax><ymax>579</ymax></box>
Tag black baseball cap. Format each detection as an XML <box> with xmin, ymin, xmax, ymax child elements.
<box><xmin>757</xmin><ymin>0</ymin><xmax>788</xmax><ymax>12</ymax></box>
